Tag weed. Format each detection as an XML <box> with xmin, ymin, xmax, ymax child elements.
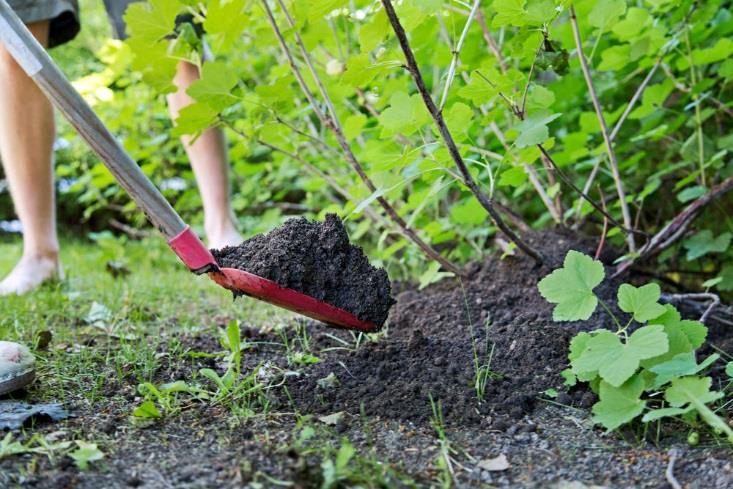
<box><xmin>539</xmin><ymin>251</ymin><xmax>733</xmax><ymax>441</ymax></box>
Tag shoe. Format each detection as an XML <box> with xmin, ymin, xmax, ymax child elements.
<box><xmin>0</xmin><ymin>342</ymin><xmax>35</xmax><ymax>396</ymax></box>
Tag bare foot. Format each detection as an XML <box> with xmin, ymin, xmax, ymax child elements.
<box><xmin>207</xmin><ymin>226</ymin><xmax>243</xmax><ymax>250</ymax></box>
<box><xmin>0</xmin><ymin>254</ymin><xmax>63</xmax><ymax>296</ymax></box>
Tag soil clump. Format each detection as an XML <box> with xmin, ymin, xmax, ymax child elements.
<box><xmin>287</xmin><ymin>228</ymin><xmax>624</xmax><ymax>425</ymax></box>
<box><xmin>212</xmin><ymin>214</ymin><xmax>395</xmax><ymax>326</ymax></box>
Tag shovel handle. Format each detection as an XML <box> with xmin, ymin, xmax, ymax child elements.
<box><xmin>0</xmin><ymin>0</ymin><xmax>186</xmax><ymax>240</ymax></box>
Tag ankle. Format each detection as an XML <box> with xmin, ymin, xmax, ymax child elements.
<box><xmin>21</xmin><ymin>248</ymin><xmax>60</xmax><ymax>265</ymax></box>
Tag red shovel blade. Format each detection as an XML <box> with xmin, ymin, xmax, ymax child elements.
<box><xmin>208</xmin><ymin>268</ymin><xmax>380</xmax><ymax>332</ymax></box>
<box><xmin>168</xmin><ymin>227</ymin><xmax>380</xmax><ymax>333</ymax></box>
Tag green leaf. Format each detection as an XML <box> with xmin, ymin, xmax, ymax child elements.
<box><xmin>642</xmin><ymin>406</ymin><xmax>693</xmax><ymax>423</ymax></box>
<box><xmin>186</xmin><ymin>62</ymin><xmax>239</xmax><ymax>111</ymax></box>
<box><xmin>617</xmin><ymin>283</ymin><xmax>666</xmax><ymax>323</ymax></box>
<box><xmin>133</xmin><ymin>400</ymin><xmax>162</xmax><ymax>419</ymax></box>
<box><xmin>492</xmin><ymin>0</ymin><xmax>528</xmax><ymax>27</ymax></box>
<box><xmin>70</xmin><ymin>441</ymin><xmax>104</xmax><ymax>470</ymax></box>
<box><xmin>664</xmin><ymin>376</ymin><xmax>733</xmax><ymax>442</ymax></box>
<box><xmin>171</xmin><ymin>102</ymin><xmax>218</xmax><ymax>138</ymax></box>
<box><xmin>691</xmin><ymin>38</ymin><xmax>733</xmax><ymax>66</ymax></box>
<box><xmin>726</xmin><ymin>362</ymin><xmax>733</xmax><ymax>378</ymax></box>
<box><xmin>124</xmin><ymin>0</ymin><xmax>182</xmax><ymax>41</ymax></box>
<box><xmin>457</xmin><ymin>75</ymin><xmax>498</xmax><ymax>104</ymax></box>
<box><xmin>514</xmin><ymin>112</ymin><xmax>562</xmax><ymax>148</ymax></box>
<box><xmin>204</xmin><ymin>0</ymin><xmax>248</xmax><ymax>54</ymax></box>
<box><xmin>612</xmin><ymin>8</ymin><xmax>649</xmax><ymax>41</ymax></box>
<box><xmin>683</xmin><ymin>231</ymin><xmax>731</xmax><ymax>261</ymax></box>
<box><xmin>574</xmin><ymin>326</ymin><xmax>669</xmax><ymax>387</ymax></box>
<box><xmin>450</xmin><ymin>198</ymin><xmax>487</xmax><ymax>225</ymax></box>
<box><xmin>359</xmin><ymin>9</ymin><xmax>390</xmax><ymax>52</ymax></box>
<box><xmin>650</xmin><ymin>352</ymin><xmax>720</xmax><ymax>387</ymax></box>
<box><xmin>379</xmin><ymin>92</ymin><xmax>430</xmax><ymax>137</ymax></box>
<box><xmin>592</xmin><ymin>375</ymin><xmax>646</xmax><ymax>430</ymax></box>
<box><xmin>498</xmin><ymin>166</ymin><xmax>527</xmax><ymax>187</ymax></box>
<box><xmin>538</xmin><ymin>250</ymin><xmax>605</xmax><ymax>321</ymax></box>
<box><xmin>588</xmin><ymin>0</ymin><xmax>627</xmax><ymax>32</ymax></box>
<box><xmin>444</xmin><ymin>103</ymin><xmax>474</xmax><ymax>142</ymax></box>
<box><xmin>598</xmin><ymin>44</ymin><xmax>631</xmax><ymax>71</ymax></box>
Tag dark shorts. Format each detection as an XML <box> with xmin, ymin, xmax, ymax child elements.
<box><xmin>8</xmin><ymin>0</ymin><xmax>80</xmax><ymax>48</ymax></box>
<box><xmin>9</xmin><ymin>0</ymin><xmax>199</xmax><ymax>48</ymax></box>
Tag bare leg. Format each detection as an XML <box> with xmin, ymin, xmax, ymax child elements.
<box><xmin>167</xmin><ymin>61</ymin><xmax>242</xmax><ymax>249</ymax></box>
<box><xmin>0</xmin><ymin>21</ymin><xmax>62</xmax><ymax>296</ymax></box>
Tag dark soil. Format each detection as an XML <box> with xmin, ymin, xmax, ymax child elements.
<box><xmin>286</xmin><ymin>228</ymin><xmax>623</xmax><ymax>425</ymax></box>
<box><xmin>3</xmin><ymin>229</ymin><xmax>732</xmax><ymax>488</ymax></box>
<box><xmin>211</xmin><ymin>214</ymin><xmax>395</xmax><ymax>326</ymax></box>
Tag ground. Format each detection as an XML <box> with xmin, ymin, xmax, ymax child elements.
<box><xmin>0</xmin><ymin>233</ymin><xmax>731</xmax><ymax>488</ymax></box>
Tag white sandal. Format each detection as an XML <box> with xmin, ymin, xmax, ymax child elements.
<box><xmin>0</xmin><ymin>341</ymin><xmax>35</xmax><ymax>396</ymax></box>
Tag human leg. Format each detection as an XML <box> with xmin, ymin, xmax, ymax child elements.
<box><xmin>167</xmin><ymin>61</ymin><xmax>242</xmax><ymax>249</ymax></box>
<box><xmin>0</xmin><ymin>21</ymin><xmax>62</xmax><ymax>295</ymax></box>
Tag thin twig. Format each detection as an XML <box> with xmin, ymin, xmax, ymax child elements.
<box><xmin>439</xmin><ymin>0</ymin><xmax>481</xmax><ymax>110</ymax></box>
<box><xmin>610</xmin><ymin>57</ymin><xmax>663</xmax><ymax>142</ymax></box>
<box><xmin>570</xmin><ymin>6</ymin><xmax>636</xmax><ymax>252</ymax></box>
<box><xmin>489</xmin><ymin>122</ymin><xmax>561</xmax><ymax>221</ymax></box>
<box><xmin>595</xmin><ymin>188</ymin><xmax>609</xmax><ymax>260</ymax></box>
<box><xmin>474</xmin><ymin>9</ymin><xmax>507</xmax><ymax>73</ymax></box>
<box><xmin>662</xmin><ymin>293</ymin><xmax>721</xmax><ymax>325</ymax></box>
<box><xmin>381</xmin><ymin>0</ymin><xmax>542</xmax><ymax>265</ymax></box>
<box><xmin>665</xmin><ymin>449</ymin><xmax>682</xmax><ymax>489</ymax></box>
<box><xmin>615</xmin><ymin>175</ymin><xmax>733</xmax><ymax>276</ymax></box>
<box><xmin>661</xmin><ymin>63</ymin><xmax>733</xmax><ymax>118</ymax></box>
<box><xmin>260</xmin><ymin>0</ymin><xmax>463</xmax><ymax>276</ymax></box>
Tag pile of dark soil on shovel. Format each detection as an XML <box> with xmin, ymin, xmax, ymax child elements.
<box><xmin>211</xmin><ymin>214</ymin><xmax>395</xmax><ymax>326</ymax></box>
<box><xmin>286</xmin><ymin>229</ymin><xmax>627</xmax><ymax>426</ymax></box>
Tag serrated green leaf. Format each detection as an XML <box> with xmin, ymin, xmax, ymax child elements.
<box><xmin>124</xmin><ymin>0</ymin><xmax>182</xmax><ymax>41</ymax></box>
<box><xmin>379</xmin><ymin>92</ymin><xmax>430</xmax><ymax>137</ymax></box>
<box><xmin>133</xmin><ymin>400</ymin><xmax>162</xmax><ymax>418</ymax></box>
<box><xmin>665</xmin><ymin>376</ymin><xmax>733</xmax><ymax>442</ymax></box>
<box><xmin>592</xmin><ymin>375</ymin><xmax>646</xmax><ymax>431</ymax></box>
<box><xmin>359</xmin><ymin>8</ymin><xmax>390</xmax><ymax>52</ymax></box>
<box><xmin>588</xmin><ymin>0</ymin><xmax>626</xmax><ymax>32</ymax></box>
<box><xmin>650</xmin><ymin>352</ymin><xmax>720</xmax><ymax>387</ymax></box>
<box><xmin>444</xmin><ymin>102</ymin><xmax>474</xmax><ymax>142</ymax></box>
<box><xmin>612</xmin><ymin>8</ymin><xmax>649</xmax><ymax>41</ymax></box>
<box><xmin>457</xmin><ymin>75</ymin><xmax>498</xmax><ymax>104</ymax></box>
<box><xmin>204</xmin><ymin>0</ymin><xmax>248</xmax><ymax>53</ymax></box>
<box><xmin>538</xmin><ymin>250</ymin><xmax>605</xmax><ymax>321</ymax></box>
<box><xmin>574</xmin><ymin>325</ymin><xmax>668</xmax><ymax>387</ymax></box>
<box><xmin>186</xmin><ymin>62</ymin><xmax>239</xmax><ymax>111</ymax></box>
<box><xmin>514</xmin><ymin>112</ymin><xmax>562</xmax><ymax>148</ymax></box>
<box><xmin>683</xmin><ymin>231</ymin><xmax>731</xmax><ymax>261</ymax></box>
<box><xmin>617</xmin><ymin>283</ymin><xmax>666</xmax><ymax>323</ymax></box>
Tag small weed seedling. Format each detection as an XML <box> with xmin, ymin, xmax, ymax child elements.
<box><xmin>133</xmin><ymin>321</ymin><xmax>279</xmax><ymax>419</ymax></box>
<box><xmin>539</xmin><ymin>251</ymin><xmax>733</xmax><ymax>441</ymax></box>
<box><xmin>429</xmin><ymin>396</ymin><xmax>457</xmax><ymax>488</ymax></box>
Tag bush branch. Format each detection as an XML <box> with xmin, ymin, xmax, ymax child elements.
<box><xmin>615</xmin><ymin>176</ymin><xmax>733</xmax><ymax>276</ymax></box>
<box><xmin>381</xmin><ymin>0</ymin><xmax>542</xmax><ymax>265</ymax></box>
<box><xmin>259</xmin><ymin>0</ymin><xmax>464</xmax><ymax>277</ymax></box>
<box><xmin>570</xmin><ymin>6</ymin><xmax>636</xmax><ymax>252</ymax></box>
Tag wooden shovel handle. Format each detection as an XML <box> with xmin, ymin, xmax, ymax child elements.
<box><xmin>0</xmin><ymin>0</ymin><xmax>186</xmax><ymax>239</ymax></box>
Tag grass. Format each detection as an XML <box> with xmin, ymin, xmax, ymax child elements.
<box><xmin>0</xmin><ymin>233</ymin><xmax>284</xmax><ymax>408</ymax></box>
<box><xmin>1</xmin><ymin>234</ymin><xmax>421</xmax><ymax>486</ymax></box>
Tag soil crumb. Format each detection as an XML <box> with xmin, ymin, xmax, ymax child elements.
<box><xmin>211</xmin><ymin>214</ymin><xmax>395</xmax><ymax>326</ymax></box>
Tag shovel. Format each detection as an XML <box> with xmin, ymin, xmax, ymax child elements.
<box><xmin>0</xmin><ymin>2</ymin><xmax>379</xmax><ymax>332</ymax></box>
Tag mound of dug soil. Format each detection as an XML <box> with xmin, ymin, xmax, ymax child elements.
<box><xmin>287</xmin><ymin>229</ymin><xmax>624</xmax><ymax>425</ymax></box>
<box><xmin>211</xmin><ymin>214</ymin><xmax>395</xmax><ymax>326</ymax></box>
